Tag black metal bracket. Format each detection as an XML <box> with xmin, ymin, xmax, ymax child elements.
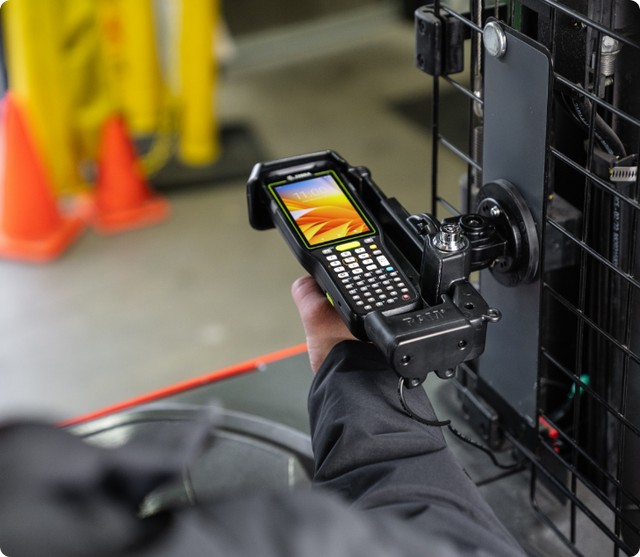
<box><xmin>353</xmin><ymin>173</ymin><xmax>538</xmax><ymax>387</ymax></box>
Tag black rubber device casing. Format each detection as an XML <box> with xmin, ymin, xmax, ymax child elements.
<box><xmin>247</xmin><ymin>150</ymin><xmax>421</xmax><ymax>340</ymax></box>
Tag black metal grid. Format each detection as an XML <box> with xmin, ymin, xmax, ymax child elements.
<box><xmin>425</xmin><ymin>0</ymin><xmax>640</xmax><ymax>554</ymax></box>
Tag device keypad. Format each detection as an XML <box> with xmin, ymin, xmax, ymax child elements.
<box><xmin>318</xmin><ymin>238</ymin><xmax>417</xmax><ymax>314</ymax></box>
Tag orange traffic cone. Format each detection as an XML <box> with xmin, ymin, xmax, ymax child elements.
<box><xmin>93</xmin><ymin>115</ymin><xmax>170</xmax><ymax>233</ymax></box>
<box><xmin>0</xmin><ymin>92</ymin><xmax>83</xmax><ymax>262</ymax></box>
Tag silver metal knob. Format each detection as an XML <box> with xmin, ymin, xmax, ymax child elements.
<box><xmin>433</xmin><ymin>223</ymin><xmax>466</xmax><ymax>252</ymax></box>
<box><xmin>484</xmin><ymin>21</ymin><xmax>507</xmax><ymax>59</ymax></box>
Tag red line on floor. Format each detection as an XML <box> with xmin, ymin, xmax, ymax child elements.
<box><xmin>57</xmin><ymin>343</ymin><xmax>308</xmax><ymax>428</ymax></box>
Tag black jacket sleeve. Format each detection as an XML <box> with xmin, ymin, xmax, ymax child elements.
<box><xmin>308</xmin><ymin>340</ymin><xmax>526</xmax><ymax>556</ymax></box>
<box><xmin>0</xmin><ymin>341</ymin><xmax>527</xmax><ymax>557</ymax></box>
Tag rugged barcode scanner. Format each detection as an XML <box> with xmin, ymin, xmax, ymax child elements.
<box><xmin>248</xmin><ymin>150</ymin><xmax>538</xmax><ymax>387</ymax></box>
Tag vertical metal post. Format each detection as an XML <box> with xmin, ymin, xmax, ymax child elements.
<box><xmin>431</xmin><ymin>0</ymin><xmax>442</xmax><ymax>218</ymax></box>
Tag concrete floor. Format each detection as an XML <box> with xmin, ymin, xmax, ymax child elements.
<box><xmin>0</xmin><ymin>7</ymin><xmax>605</xmax><ymax>556</ymax></box>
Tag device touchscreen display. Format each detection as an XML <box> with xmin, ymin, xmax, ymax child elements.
<box><xmin>273</xmin><ymin>173</ymin><xmax>372</xmax><ymax>247</ymax></box>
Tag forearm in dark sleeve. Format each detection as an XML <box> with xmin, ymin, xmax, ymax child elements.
<box><xmin>308</xmin><ymin>340</ymin><xmax>526</xmax><ymax>556</ymax></box>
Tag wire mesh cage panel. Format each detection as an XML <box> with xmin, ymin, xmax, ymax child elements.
<box><xmin>423</xmin><ymin>0</ymin><xmax>640</xmax><ymax>554</ymax></box>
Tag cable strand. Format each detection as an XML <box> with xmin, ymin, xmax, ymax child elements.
<box><xmin>397</xmin><ymin>377</ymin><xmax>451</xmax><ymax>427</ymax></box>
<box><xmin>397</xmin><ymin>377</ymin><xmax>522</xmax><ymax>470</ymax></box>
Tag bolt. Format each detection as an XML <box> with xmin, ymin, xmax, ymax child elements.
<box><xmin>410</xmin><ymin>378</ymin><xmax>421</xmax><ymax>387</ymax></box>
<box><xmin>600</xmin><ymin>35</ymin><xmax>621</xmax><ymax>80</ymax></box>
<box><xmin>601</xmin><ymin>35</ymin><xmax>620</xmax><ymax>54</ymax></box>
<box><xmin>442</xmin><ymin>223</ymin><xmax>458</xmax><ymax>233</ymax></box>
<box><xmin>490</xmin><ymin>205</ymin><xmax>501</xmax><ymax>218</ymax></box>
<box><xmin>433</xmin><ymin>223</ymin><xmax>466</xmax><ymax>252</ymax></box>
<box><xmin>401</xmin><ymin>355</ymin><xmax>412</xmax><ymax>366</ymax></box>
<box><xmin>484</xmin><ymin>21</ymin><xmax>507</xmax><ymax>59</ymax></box>
<box><xmin>444</xmin><ymin>368</ymin><xmax>455</xmax><ymax>378</ymax></box>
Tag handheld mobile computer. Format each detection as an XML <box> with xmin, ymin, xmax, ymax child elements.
<box><xmin>247</xmin><ymin>151</ymin><xmax>421</xmax><ymax>341</ymax></box>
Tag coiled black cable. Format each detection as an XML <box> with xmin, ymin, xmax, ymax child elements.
<box><xmin>397</xmin><ymin>377</ymin><xmax>522</xmax><ymax>470</ymax></box>
<box><xmin>397</xmin><ymin>376</ymin><xmax>451</xmax><ymax>427</ymax></box>
<box><xmin>559</xmin><ymin>91</ymin><xmax>626</xmax><ymax>158</ymax></box>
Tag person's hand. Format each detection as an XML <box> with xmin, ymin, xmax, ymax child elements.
<box><xmin>291</xmin><ymin>275</ymin><xmax>358</xmax><ymax>373</ymax></box>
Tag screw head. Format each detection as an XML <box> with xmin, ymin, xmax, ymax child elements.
<box><xmin>484</xmin><ymin>21</ymin><xmax>507</xmax><ymax>59</ymax></box>
<box><xmin>601</xmin><ymin>35</ymin><xmax>620</xmax><ymax>54</ymax></box>
<box><xmin>433</xmin><ymin>223</ymin><xmax>467</xmax><ymax>252</ymax></box>
<box><xmin>490</xmin><ymin>205</ymin><xmax>501</xmax><ymax>218</ymax></box>
<box><xmin>444</xmin><ymin>368</ymin><xmax>455</xmax><ymax>378</ymax></box>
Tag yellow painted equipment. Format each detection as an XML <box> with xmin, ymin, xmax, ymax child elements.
<box><xmin>1</xmin><ymin>0</ymin><xmax>221</xmax><ymax>196</ymax></box>
<box><xmin>179</xmin><ymin>0</ymin><xmax>220</xmax><ymax>165</ymax></box>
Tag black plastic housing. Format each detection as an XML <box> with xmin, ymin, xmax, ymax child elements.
<box><xmin>247</xmin><ymin>151</ymin><xmax>421</xmax><ymax>340</ymax></box>
<box><xmin>415</xmin><ymin>6</ymin><xmax>465</xmax><ymax>77</ymax></box>
<box><xmin>365</xmin><ymin>281</ymin><xmax>494</xmax><ymax>384</ymax></box>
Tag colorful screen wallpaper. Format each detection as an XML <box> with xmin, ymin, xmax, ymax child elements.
<box><xmin>274</xmin><ymin>174</ymin><xmax>371</xmax><ymax>246</ymax></box>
